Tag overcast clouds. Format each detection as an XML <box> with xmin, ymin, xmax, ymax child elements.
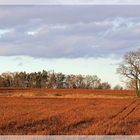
<box><xmin>1</xmin><ymin>5</ymin><xmax>139</xmax><ymax>86</ymax></box>
<box><xmin>0</xmin><ymin>0</ymin><xmax>140</xmax><ymax>4</ymax></box>
<box><xmin>0</xmin><ymin>5</ymin><xmax>140</xmax><ymax>58</ymax></box>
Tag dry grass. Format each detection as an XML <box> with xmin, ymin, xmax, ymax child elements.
<box><xmin>0</xmin><ymin>88</ymin><xmax>136</xmax><ymax>98</ymax></box>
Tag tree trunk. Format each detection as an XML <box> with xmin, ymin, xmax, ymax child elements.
<box><xmin>135</xmin><ymin>79</ymin><xmax>140</xmax><ymax>97</ymax></box>
<box><xmin>137</xmin><ymin>80</ymin><xmax>140</xmax><ymax>97</ymax></box>
<box><xmin>136</xmin><ymin>90</ymin><xmax>140</xmax><ymax>97</ymax></box>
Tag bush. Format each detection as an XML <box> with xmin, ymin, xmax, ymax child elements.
<box><xmin>54</xmin><ymin>93</ymin><xmax>62</xmax><ymax>96</ymax></box>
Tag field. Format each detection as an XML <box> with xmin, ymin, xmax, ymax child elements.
<box><xmin>0</xmin><ymin>88</ymin><xmax>135</xmax><ymax>98</ymax></box>
<box><xmin>0</xmin><ymin>88</ymin><xmax>139</xmax><ymax>135</ymax></box>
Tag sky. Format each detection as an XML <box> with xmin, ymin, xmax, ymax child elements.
<box><xmin>0</xmin><ymin>4</ymin><xmax>140</xmax><ymax>87</ymax></box>
<box><xmin>0</xmin><ymin>0</ymin><xmax>140</xmax><ymax>4</ymax></box>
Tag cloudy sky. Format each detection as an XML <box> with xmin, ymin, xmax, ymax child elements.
<box><xmin>0</xmin><ymin>5</ymin><xmax>140</xmax><ymax>87</ymax></box>
<box><xmin>0</xmin><ymin>0</ymin><xmax>140</xmax><ymax>4</ymax></box>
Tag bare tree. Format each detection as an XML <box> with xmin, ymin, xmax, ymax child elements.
<box><xmin>98</xmin><ymin>82</ymin><xmax>111</xmax><ymax>89</ymax></box>
<box><xmin>113</xmin><ymin>85</ymin><xmax>123</xmax><ymax>90</ymax></box>
<box><xmin>84</xmin><ymin>75</ymin><xmax>101</xmax><ymax>89</ymax></box>
<box><xmin>117</xmin><ymin>49</ymin><xmax>140</xmax><ymax>96</ymax></box>
<box><xmin>125</xmin><ymin>79</ymin><xmax>136</xmax><ymax>90</ymax></box>
<box><xmin>0</xmin><ymin>70</ymin><xmax>111</xmax><ymax>89</ymax></box>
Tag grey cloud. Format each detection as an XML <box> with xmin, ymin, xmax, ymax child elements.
<box><xmin>0</xmin><ymin>0</ymin><xmax>140</xmax><ymax>4</ymax></box>
<box><xmin>1</xmin><ymin>5</ymin><xmax>140</xmax><ymax>28</ymax></box>
<box><xmin>0</xmin><ymin>5</ymin><xmax>140</xmax><ymax>58</ymax></box>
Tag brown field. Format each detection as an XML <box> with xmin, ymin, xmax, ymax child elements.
<box><xmin>0</xmin><ymin>89</ymin><xmax>139</xmax><ymax>135</ymax></box>
<box><xmin>0</xmin><ymin>88</ymin><xmax>136</xmax><ymax>98</ymax></box>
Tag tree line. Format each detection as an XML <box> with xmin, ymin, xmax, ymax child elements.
<box><xmin>0</xmin><ymin>70</ymin><xmax>111</xmax><ymax>89</ymax></box>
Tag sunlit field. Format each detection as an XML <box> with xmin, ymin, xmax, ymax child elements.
<box><xmin>0</xmin><ymin>89</ymin><xmax>139</xmax><ymax>135</ymax></box>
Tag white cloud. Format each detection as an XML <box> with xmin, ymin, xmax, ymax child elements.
<box><xmin>0</xmin><ymin>29</ymin><xmax>13</xmax><ymax>38</ymax></box>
